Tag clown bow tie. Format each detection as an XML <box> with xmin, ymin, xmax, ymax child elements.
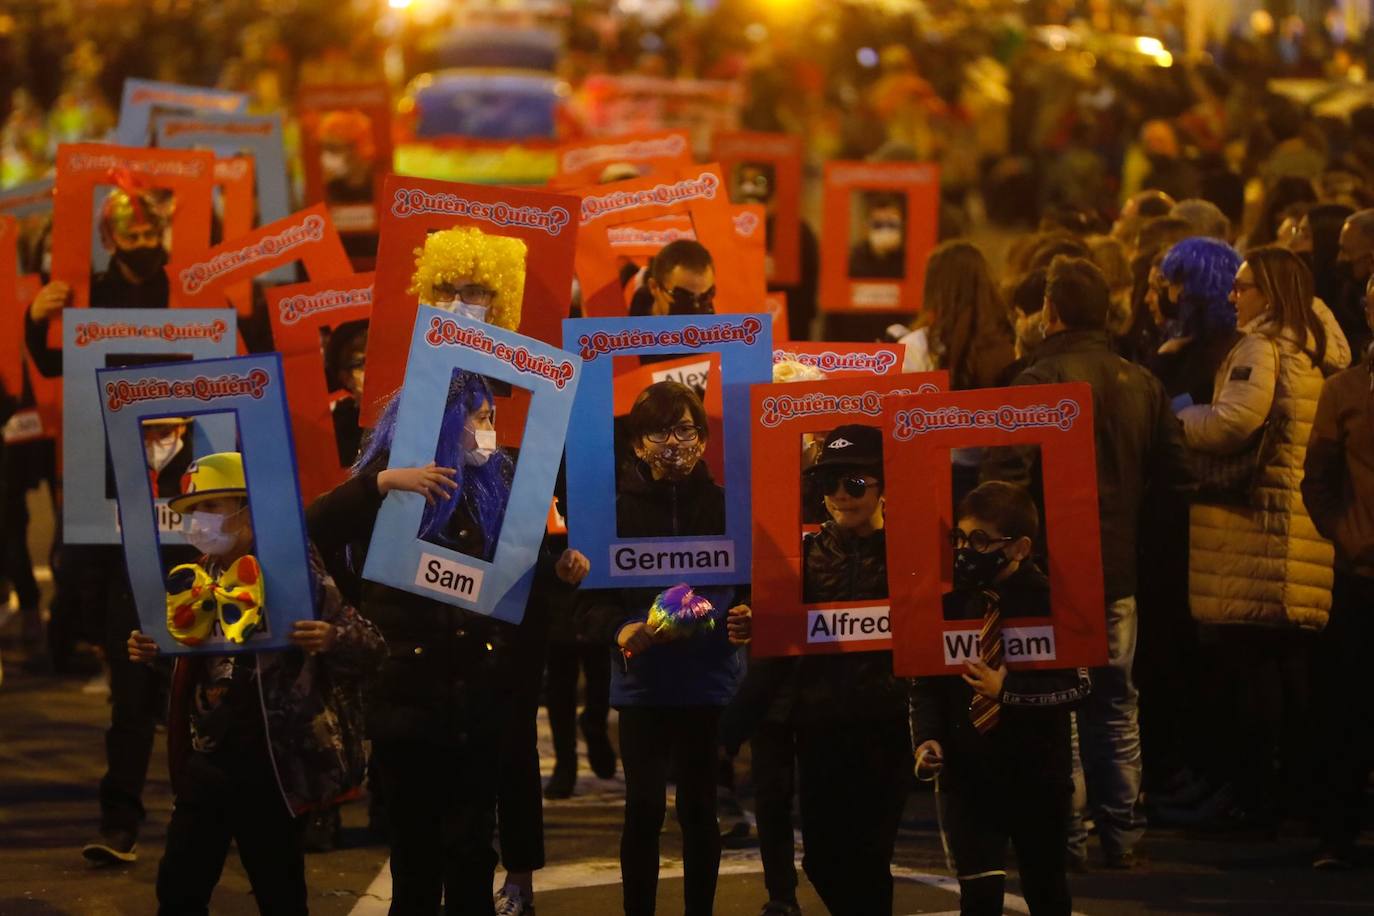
<box><xmin>165</xmin><ymin>555</ymin><xmax>264</xmax><ymax>646</ymax></box>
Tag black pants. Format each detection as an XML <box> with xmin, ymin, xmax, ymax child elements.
<box><xmin>1214</xmin><ymin>626</ymin><xmax>1312</xmax><ymax>820</ymax></box>
<box><xmin>0</xmin><ymin>438</ymin><xmax>48</xmax><ymax>610</ymax></box>
<box><xmin>618</xmin><ymin>706</ymin><xmax>722</xmax><ymax>916</ymax></box>
<box><xmin>751</xmin><ymin>720</ymin><xmax>798</xmax><ymax>905</ymax></box>
<box><xmin>156</xmin><ymin>754</ymin><xmax>307</xmax><ymax>915</ymax></box>
<box><xmin>795</xmin><ymin>717</ymin><xmax>911</xmax><ymax>916</ymax></box>
<box><xmin>544</xmin><ymin>640</ymin><xmax>611</xmax><ymax>773</ymax></box>
<box><xmin>376</xmin><ymin>737</ymin><xmax>501</xmax><ymax>916</ymax></box>
<box><xmin>498</xmin><ymin>628</ymin><xmax>548</xmax><ymax>873</ymax></box>
<box><xmin>1312</xmin><ymin>571</ymin><xmax>1374</xmax><ymax>853</ymax></box>
<box><xmin>95</xmin><ymin>550</ymin><xmax>167</xmax><ymax>835</ymax></box>
<box><xmin>944</xmin><ymin>771</ymin><xmax>1072</xmax><ymax>916</ymax></box>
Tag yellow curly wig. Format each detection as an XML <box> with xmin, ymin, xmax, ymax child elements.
<box><xmin>408</xmin><ymin>226</ymin><xmax>528</xmax><ymax>331</ymax></box>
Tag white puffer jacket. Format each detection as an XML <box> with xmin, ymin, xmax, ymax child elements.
<box><xmin>1178</xmin><ymin>302</ymin><xmax>1349</xmax><ymax>630</ymax></box>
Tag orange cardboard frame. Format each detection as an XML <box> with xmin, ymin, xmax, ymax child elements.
<box><xmin>297</xmin><ymin>83</ymin><xmax>394</xmax><ymax>234</ymax></box>
<box><xmin>575</xmin><ymin>165</ymin><xmax>756</xmax><ymax>318</ymax></box>
<box><xmin>712</xmin><ymin>131</ymin><xmax>803</xmax><ymax>286</ymax></box>
<box><xmin>212</xmin><ymin>156</ymin><xmax>257</xmax><ymax>317</ymax></box>
<box><xmin>551</xmin><ymin>130</ymin><xmax>693</xmax><ymax>187</ymax></box>
<box><xmin>166</xmin><ymin>203</ymin><xmax>351</xmax><ymax>326</ymax></box>
<box><xmin>49</xmin><ymin>144</ymin><xmax>215</xmax><ymax>323</ymax></box>
<box><xmin>360</xmin><ymin>175</ymin><xmax>579</xmax><ymax>426</ymax></box>
<box><xmin>883</xmin><ymin>383</ymin><xmax>1109</xmax><ymax>676</ymax></box>
<box><xmin>818</xmin><ymin>161</ymin><xmax>940</xmax><ymax>315</ymax></box>
<box><xmin>0</xmin><ymin>217</ymin><xmax>20</xmax><ymax>399</ymax></box>
<box><xmin>751</xmin><ymin>372</ymin><xmax>947</xmax><ymax>657</ymax></box>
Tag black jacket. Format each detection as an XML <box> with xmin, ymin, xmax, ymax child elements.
<box><xmin>307</xmin><ymin>470</ymin><xmax>563</xmax><ymax>746</ymax></box>
<box><xmin>984</xmin><ymin>329</ymin><xmax>1195</xmax><ymax>601</ymax></box>
<box><xmin>909</xmin><ymin>563</ymin><xmax>1090</xmax><ymax>787</ymax></box>
<box><xmin>613</xmin><ymin>459</ymin><xmax>726</xmax><ymax>541</ymax></box>
<box><xmin>24</xmin><ymin>264</ymin><xmax>170</xmax><ymax>378</ymax></box>
<box><xmin>789</xmin><ymin>523</ymin><xmax>907</xmax><ymax>726</ymax></box>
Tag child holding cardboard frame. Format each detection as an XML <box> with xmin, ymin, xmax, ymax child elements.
<box><xmin>125</xmin><ymin>450</ymin><xmax>384</xmax><ymax>911</ymax></box>
<box><xmin>306</xmin><ymin>375</ymin><xmax>591</xmax><ymax>914</ymax></box>
<box><xmin>910</xmin><ymin>481</ymin><xmax>1091</xmax><ymax>916</ymax></box>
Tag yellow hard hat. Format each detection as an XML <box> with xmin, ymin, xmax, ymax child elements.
<box><xmin>168</xmin><ymin>452</ymin><xmax>246</xmax><ymax>514</ymax></box>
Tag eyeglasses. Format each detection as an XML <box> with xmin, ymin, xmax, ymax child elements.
<box><xmin>869</xmin><ymin>219</ymin><xmax>903</xmax><ymax>231</ymax></box>
<box><xmin>644</xmin><ymin>423</ymin><xmax>703</xmax><ymax>444</ymax></box>
<box><xmin>433</xmin><ymin>282</ymin><xmax>496</xmax><ymax>307</ymax></box>
<box><xmin>817</xmin><ymin>470</ymin><xmax>878</xmax><ymax>498</ymax></box>
<box><xmin>668</xmin><ymin>285</ymin><xmax>716</xmax><ymax>314</ymax></box>
<box><xmin>948</xmin><ymin>528</ymin><xmax>1015</xmax><ymax>552</ymax></box>
<box><xmin>1231</xmin><ymin>280</ymin><xmax>1258</xmax><ymax>295</ymax></box>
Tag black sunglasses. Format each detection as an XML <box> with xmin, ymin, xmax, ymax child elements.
<box><xmin>817</xmin><ymin>469</ymin><xmax>879</xmax><ymax>498</ymax></box>
<box><xmin>948</xmin><ymin>528</ymin><xmax>1016</xmax><ymax>552</ymax></box>
<box><xmin>668</xmin><ymin>285</ymin><xmax>717</xmax><ymax>314</ymax></box>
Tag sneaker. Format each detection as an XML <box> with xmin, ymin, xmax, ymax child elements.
<box><xmin>718</xmin><ymin>786</ymin><xmax>751</xmax><ymax>845</ymax></box>
<box><xmin>1313</xmin><ymin>849</ymin><xmax>1355</xmax><ymax>871</ymax></box>
<box><xmin>494</xmin><ymin>887</ymin><xmax>535</xmax><ymax>915</ymax></box>
<box><xmin>760</xmin><ymin>901</ymin><xmax>801</xmax><ymax>915</ymax></box>
<box><xmin>82</xmin><ymin>829</ymin><xmax>138</xmax><ymax>866</ymax></box>
<box><xmin>544</xmin><ymin>767</ymin><xmax>575</xmax><ymax>800</ymax></box>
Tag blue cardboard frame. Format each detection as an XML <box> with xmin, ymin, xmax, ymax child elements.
<box><xmin>362</xmin><ymin>306</ymin><xmax>581</xmax><ymax>623</ymax></box>
<box><xmin>563</xmin><ymin>313</ymin><xmax>772</xmax><ymax>588</ymax></box>
<box><xmin>156</xmin><ymin>112</ymin><xmax>292</xmax><ymax>229</ymax></box>
<box><xmin>98</xmin><ymin>353</ymin><xmax>315</xmax><ymax>654</ymax></box>
<box><xmin>114</xmin><ymin>79</ymin><xmax>248</xmax><ymax>147</ymax></box>
<box><xmin>63</xmin><ymin>308</ymin><xmax>237</xmax><ymax>544</ymax></box>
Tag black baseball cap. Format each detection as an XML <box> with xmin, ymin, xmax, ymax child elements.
<box><xmin>806</xmin><ymin>424</ymin><xmax>884</xmax><ymax>474</ymax></box>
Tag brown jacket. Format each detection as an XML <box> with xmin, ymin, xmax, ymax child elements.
<box><xmin>1302</xmin><ymin>360</ymin><xmax>1374</xmax><ymax>580</ymax></box>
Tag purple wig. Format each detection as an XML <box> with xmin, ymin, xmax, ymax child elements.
<box><xmin>353</xmin><ymin>371</ymin><xmax>513</xmax><ymax>560</ymax></box>
<box><xmin>1159</xmin><ymin>237</ymin><xmax>1242</xmax><ymax>338</ymax></box>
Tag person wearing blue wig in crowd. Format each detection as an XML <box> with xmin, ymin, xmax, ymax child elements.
<box><xmin>305</xmin><ymin>369</ymin><xmax>591</xmax><ymax>915</ymax></box>
<box><xmin>1155</xmin><ymin>236</ymin><xmax>1244</xmax><ymax>407</ymax></box>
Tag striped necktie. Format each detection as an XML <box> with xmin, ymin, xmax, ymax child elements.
<box><xmin>969</xmin><ymin>588</ymin><xmax>1003</xmax><ymax>734</ymax></box>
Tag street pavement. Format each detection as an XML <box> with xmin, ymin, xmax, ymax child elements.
<box><xmin>0</xmin><ymin>654</ymin><xmax>1370</xmax><ymax>916</ymax></box>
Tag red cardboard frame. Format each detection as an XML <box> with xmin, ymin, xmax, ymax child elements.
<box><xmin>212</xmin><ymin>156</ymin><xmax>256</xmax><ymax>317</ymax></box>
<box><xmin>818</xmin><ymin>161</ymin><xmax>940</xmax><ymax>315</ymax></box>
<box><xmin>712</xmin><ymin>131</ymin><xmax>803</xmax><ymax>286</ymax></box>
<box><xmin>49</xmin><ymin>144</ymin><xmax>215</xmax><ymax>319</ymax></box>
<box><xmin>166</xmin><ymin>203</ymin><xmax>351</xmax><ymax>324</ymax></box>
<box><xmin>575</xmin><ymin>165</ymin><xmax>754</xmax><ymax>318</ymax></box>
<box><xmin>882</xmin><ymin>383</ymin><xmax>1108</xmax><ymax>676</ymax></box>
<box><xmin>360</xmin><ymin>175</ymin><xmax>579</xmax><ymax>426</ymax></box>
<box><xmin>0</xmin><ymin>217</ymin><xmax>20</xmax><ymax>399</ymax></box>
<box><xmin>771</xmin><ymin>342</ymin><xmax>908</xmax><ymax>378</ymax></box>
<box><xmin>551</xmin><ymin>130</ymin><xmax>693</xmax><ymax>187</ymax></box>
<box><xmin>297</xmin><ymin>82</ymin><xmax>394</xmax><ymax>234</ymax></box>
<box><xmin>266</xmin><ymin>273</ymin><xmax>374</xmax><ymax>503</ymax></box>
<box><xmin>751</xmin><ymin>372</ymin><xmax>947</xmax><ymax>657</ymax></box>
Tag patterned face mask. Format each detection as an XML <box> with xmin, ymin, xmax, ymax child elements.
<box><xmin>641</xmin><ymin>440</ymin><xmax>704</xmax><ymax>481</ymax></box>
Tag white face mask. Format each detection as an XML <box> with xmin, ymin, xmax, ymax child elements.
<box><xmin>145</xmin><ymin>432</ymin><xmax>182</xmax><ymax>473</ymax></box>
<box><xmin>185</xmin><ymin>510</ymin><xmax>239</xmax><ymax>556</ymax></box>
<box><xmin>463</xmin><ymin>427</ymin><xmax>498</xmax><ymax>467</ymax></box>
<box><xmin>436</xmin><ymin>299</ymin><xmax>489</xmax><ymax>323</ymax></box>
<box><xmin>321</xmin><ymin>150</ymin><xmax>348</xmax><ymax>178</ymax></box>
<box><xmin>869</xmin><ymin>227</ymin><xmax>903</xmax><ymax>255</ymax></box>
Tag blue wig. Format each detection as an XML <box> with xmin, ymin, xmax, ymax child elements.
<box><xmin>353</xmin><ymin>371</ymin><xmax>513</xmax><ymax>561</ymax></box>
<box><xmin>1159</xmin><ymin>237</ymin><xmax>1242</xmax><ymax>338</ymax></box>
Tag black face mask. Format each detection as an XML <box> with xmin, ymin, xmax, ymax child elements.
<box><xmin>115</xmin><ymin>246</ymin><xmax>168</xmax><ymax>282</ymax></box>
<box><xmin>953</xmin><ymin>546</ymin><xmax>1012</xmax><ymax>590</ymax></box>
